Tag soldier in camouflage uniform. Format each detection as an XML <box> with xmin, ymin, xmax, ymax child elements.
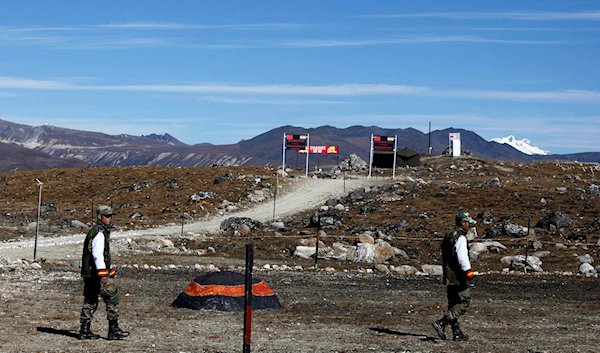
<box><xmin>432</xmin><ymin>211</ymin><xmax>476</xmax><ymax>341</ymax></box>
<box><xmin>78</xmin><ymin>205</ymin><xmax>130</xmax><ymax>340</ymax></box>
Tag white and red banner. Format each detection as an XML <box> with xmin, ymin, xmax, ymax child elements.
<box><xmin>300</xmin><ymin>145</ymin><xmax>339</xmax><ymax>154</ymax></box>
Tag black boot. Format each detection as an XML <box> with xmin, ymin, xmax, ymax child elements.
<box><xmin>107</xmin><ymin>319</ymin><xmax>130</xmax><ymax>340</ymax></box>
<box><xmin>78</xmin><ymin>320</ymin><xmax>101</xmax><ymax>340</ymax></box>
<box><xmin>451</xmin><ymin>322</ymin><xmax>469</xmax><ymax>341</ymax></box>
<box><xmin>432</xmin><ymin>317</ymin><xmax>448</xmax><ymax>340</ymax></box>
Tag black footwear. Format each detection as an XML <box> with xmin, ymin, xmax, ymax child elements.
<box><xmin>432</xmin><ymin>318</ymin><xmax>448</xmax><ymax>340</ymax></box>
<box><xmin>451</xmin><ymin>323</ymin><xmax>469</xmax><ymax>341</ymax></box>
<box><xmin>78</xmin><ymin>320</ymin><xmax>101</xmax><ymax>340</ymax></box>
<box><xmin>107</xmin><ymin>319</ymin><xmax>130</xmax><ymax>340</ymax></box>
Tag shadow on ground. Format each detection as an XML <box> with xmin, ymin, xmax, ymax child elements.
<box><xmin>36</xmin><ymin>326</ymin><xmax>80</xmax><ymax>339</ymax></box>
<box><xmin>369</xmin><ymin>327</ymin><xmax>437</xmax><ymax>342</ymax></box>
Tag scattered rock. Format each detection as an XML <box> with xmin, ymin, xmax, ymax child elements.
<box><xmin>393</xmin><ymin>265</ymin><xmax>418</xmax><ymax>276</ymax></box>
<box><xmin>421</xmin><ymin>264</ymin><xmax>443</xmax><ymax>276</ymax></box>
<box><xmin>510</xmin><ymin>255</ymin><xmax>543</xmax><ymax>272</ymax></box>
<box><xmin>579</xmin><ymin>263</ymin><xmax>596</xmax><ymax>277</ymax></box>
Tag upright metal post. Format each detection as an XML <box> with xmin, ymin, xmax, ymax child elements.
<box><xmin>525</xmin><ymin>217</ymin><xmax>530</xmax><ymax>274</ymax></box>
<box><xmin>273</xmin><ymin>170</ymin><xmax>278</xmax><ymax>221</ymax></box>
<box><xmin>304</xmin><ymin>134</ymin><xmax>310</xmax><ymax>178</ymax></box>
<box><xmin>314</xmin><ymin>230</ymin><xmax>320</xmax><ymax>269</ymax></box>
<box><xmin>392</xmin><ymin>135</ymin><xmax>398</xmax><ymax>180</ymax></box>
<box><xmin>428</xmin><ymin>121</ymin><xmax>432</xmax><ymax>154</ymax></box>
<box><xmin>34</xmin><ymin>179</ymin><xmax>43</xmax><ymax>262</ymax></box>
<box><xmin>368</xmin><ymin>134</ymin><xmax>374</xmax><ymax>179</ymax></box>
<box><xmin>282</xmin><ymin>133</ymin><xmax>286</xmax><ymax>173</ymax></box>
<box><xmin>180</xmin><ymin>213</ymin><xmax>185</xmax><ymax>237</ymax></box>
<box><xmin>243</xmin><ymin>243</ymin><xmax>254</xmax><ymax>353</ymax></box>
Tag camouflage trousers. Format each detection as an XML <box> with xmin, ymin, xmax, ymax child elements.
<box><xmin>80</xmin><ymin>277</ymin><xmax>120</xmax><ymax>322</ymax></box>
<box><xmin>443</xmin><ymin>284</ymin><xmax>471</xmax><ymax>323</ymax></box>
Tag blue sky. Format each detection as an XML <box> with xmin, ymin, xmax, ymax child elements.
<box><xmin>1</xmin><ymin>1</ymin><xmax>599</xmax><ymax>154</ymax></box>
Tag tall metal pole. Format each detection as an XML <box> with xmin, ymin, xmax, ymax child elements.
<box><xmin>525</xmin><ymin>217</ymin><xmax>530</xmax><ymax>274</ymax></box>
<box><xmin>34</xmin><ymin>179</ymin><xmax>43</xmax><ymax>262</ymax></box>
<box><xmin>392</xmin><ymin>135</ymin><xmax>398</xmax><ymax>180</ymax></box>
<box><xmin>428</xmin><ymin>121</ymin><xmax>432</xmax><ymax>154</ymax></box>
<box><xmin>243</xmin><ymin>243</ymin><xmax>254</xmax><ymax>353</ymax></box>
<box><xmin>282</xmin><ymin>133</ymin><xmax>286</xmax><ymax>173</ymax></box>
<box><xmin>180</xmin><ymin>213</ymin><xmax>185</xmax><ymax>237</ymax></box>
<box><xmin>368</xmin><ymin>134</ymin><xmax>373</xmax><ymax>179</ymax></box>
<box><xmin>304</xmin><ymin>133</ymin><xmax>310</xmax><ymax>178</ymax></box>
<box><xmin>273</xmin><ymin>170</ymin><xmax>278</xmax><ymax>221</ymax></box>
<box><xmin>314</xmin><ymin>230</ymin><xmax>320</xmax><ymax>269</ymax></box>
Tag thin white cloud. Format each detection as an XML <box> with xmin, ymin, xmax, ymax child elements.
<box><xmin>459</xmin><ymin>27</ymin><xmax>600</xmax><ymax>32</ymax></box>
<box><xmin>0</xmin><ymin>76</ymin><xmax>74</xmax><ymax>89</ymax></box>
<box><xmin>277</xmin><ymin>36</ymin><xmax>564</xmax><ymax>48</ymax></box>
<box><xmin>93</xmin><ymin>83</ymin><xmax>429</xmax><ymax>96</ymax></box>
<box><xmin>2</xmin><ymin>76</ymin><xmax>600</xmax><ymax>104</ymax></box>
<box><xmin>0</xmin><ymin>23</ymin><xmax>573</xmax><ymax>50</ymax></box>
<box><xmin>431</xmin><ymin>89</ymin><xmax>600</xmax><ymax>103</ymax></box>
<box><xmin>203</xmin><ymin>96</ymin><xmax>349</xmax><ymax>105</ymax></box>
<box><xmin>361</xmin><ymin>11</ymin><xmax>600</xmax><ymax>21</ymax></box>
<box><xmin>97</xmin><ymin>22</ymin><xmax>316</xmax><ymax>31</ymax></box>
<box><xmin>0</xmin><ymin>26</ymin><xmax>81</xmax><ymax>33</ymax></box>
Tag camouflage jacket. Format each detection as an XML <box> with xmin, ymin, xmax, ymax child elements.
<box><xmin>81</xmin><ymin>223</ymin><xmax>111</xmax><ymax>278</ymax></box>
<box><xmin>441</xmin><ymin>228</ymin><xmax>469</xmax><ymax>286</ymax></box>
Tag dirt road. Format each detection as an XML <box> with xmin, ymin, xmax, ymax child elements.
<box><xmin>0</xmin><ymin>176</ymin><xmax>379</xmax><ymax>261</ymax></box>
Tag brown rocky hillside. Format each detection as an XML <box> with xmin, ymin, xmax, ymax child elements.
<box><xmin>0</xmin><ymin>165</ymin><xmax>292</xmax><ymax>241</ymax></box>
<box><xmin>1</xmin><ymin>156</ymin><xmax>598</xmax><ymax>274</ymax></box>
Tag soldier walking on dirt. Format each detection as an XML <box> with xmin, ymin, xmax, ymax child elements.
<box><xmin>432</xmin><ymin>211</ymin><xmax>476</xmax><ymax>341</ymax></box>
<box><xmin>78</xmin><ymin>205</ymin><xmax>130</xmax><ymax>340</ymax></box>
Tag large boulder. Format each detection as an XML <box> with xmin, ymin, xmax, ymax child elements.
<box><xmin>220</xmin><ymin>217</ymin><xmax>263</xmax><ymax>232</ymax></box>
<box><xmin>354</xmin><ymin>243</ymin><xmax>376</xmax><ymax>263</ymax></box>
<box><xmin>510</xmin><ymin>255</ymin><xmax>543</xmax><ymax>272</ymax></box>
<box><xmin>503</xmin><ymin>223</ymin><xmax>529</xmax><ymax>237</ymax></box>
<box><xmin>579</xmin><ymin>263</ymin><xmax>596</xmax><ymax>277</ymax></box>
<box><xmin>535</xmin><ymin>212</ymin><xmax>573</xmax><ymax>230</ymax></box>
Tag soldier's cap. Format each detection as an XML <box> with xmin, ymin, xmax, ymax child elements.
<box><xmin>97</xmin><ymin>205</ymin><xmax>116</xmax><ymax>216</ymax></box>
<box><xmin>457</xmin><ymin>211</ymin><xmax>477</xmax><ymax>225</ymax></box>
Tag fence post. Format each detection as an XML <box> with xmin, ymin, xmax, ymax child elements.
<box><xmin>243</xmin><ymin>243</ymin><xmax>254</xmax><ymax>353</ymax></box>
<box><xmin>33</xmin><ymin>179</ymin><xmax>43</xmax><ymax>262</ymax></box>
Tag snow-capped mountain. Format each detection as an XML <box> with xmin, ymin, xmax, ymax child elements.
<box><xmin>489</xmin><ymin>135</ymin><xmax>552</xmax><ymax>155</ymax></box>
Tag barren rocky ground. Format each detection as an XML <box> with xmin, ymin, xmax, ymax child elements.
<box><xmin>1</xmin><ymin>156</ymin><xmax>599</xmax><ymax>352</ymax></box>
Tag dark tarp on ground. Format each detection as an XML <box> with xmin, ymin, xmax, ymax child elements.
<box><xmin>171</xmin><ymin>271</ymin><xmax>282</xmax><ymax>312</ymax></box>
<box><xmin>372</xmin><ymin>147</ymin><xmax>420</xmax><ymax>168</ymax></box>
<box><xmin>396</xmin><ymin>147</ymin><xmax>420</xmax><ymax>167</ymax></box>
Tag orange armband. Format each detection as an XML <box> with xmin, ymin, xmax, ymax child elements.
<box><xmin>465</xmin><ymin>269</ymin><xmax>475</xmax><ymax>280</ymax></box>
<box><xmin>97</xmin><ymin>269</ymin><xmax>108</xmax><ymax>277</ymax></box>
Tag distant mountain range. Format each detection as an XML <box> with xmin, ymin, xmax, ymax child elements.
<box><xmin>489</xmin><ymin>135</ymin><xmax>552</xmax><ymax>156</ymax></box>
<box><xmin>0</xmin><ymin>119</ymin><xmax>598</xmax><ymax>173</ymax></box>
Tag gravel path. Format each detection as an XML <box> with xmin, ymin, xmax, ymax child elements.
<box><xmin>0</xmin><ymin>176</ymin><xmax>382</xmax><ymax>261</ymax></box>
